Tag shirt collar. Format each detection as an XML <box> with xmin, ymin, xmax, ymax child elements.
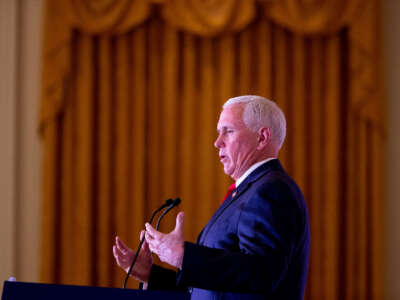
<box><xmin>235</xmin><ymin>157</ymin><xmax>277</xmax><ymax>188</ymax></box>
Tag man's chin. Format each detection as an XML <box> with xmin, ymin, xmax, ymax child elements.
<box><xmin>223</xmin><ymin>166</ymin><xmax>233</xmax><ymax>177</ymax></box>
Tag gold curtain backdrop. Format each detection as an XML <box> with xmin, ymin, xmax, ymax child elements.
<box><xmin>40</xmin><ymin>0</ymin><xmax>384</xmax><ymax>299</ymax></box>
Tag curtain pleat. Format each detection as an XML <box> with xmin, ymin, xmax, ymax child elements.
<box><xmin>308</xmin><ymin>38</ymin><xmax>323</xmax><ymax>299</ymax></box>
<box><xmin>73</xmin><ymin>34</ymin><xmax>95</xmax><ymax>285</ymax></box>
<box><xmin>97</xmin><ymin>36</ymin><xmax>113</xmax><ymax>286</ymax></box>
<box><xmin>256</xmin><ymin>19</ymin><xmax>272</xmax><ymax>99</ymax></box>
<box><xmin>113</xmin><ymin>34</ymin><xmax>132</xmax><ymax>285</ymax></box>
<box><xmin>60</xmin><ymin>58</ymin><xmax>74</xmax><ymax>284</ymax></box>
<box><xmin>40</xmin><ymin>123</ymin><xmax>60</xmax><ymax>283</ymax></box>
<box><xmin>114</xmin><ymin>34</ymin><xmax>130</xmax><ymax>246</ymax></box>
<box><xmin>146</xmin><ymin>19</ymin><xmax>163</xmax><ymax>222</ymax></box>
<box><xmin>127</xmin><ymin>26</ymin><xmax>147</xmax><ymax>287</ymax></box>
<box><xmin>160</xmin><ymin>25</ymin><xmax>179</xmax><ymax>233</ymax></box>
<box><xmin>198</xmin><ymin>38</ymin><xmax>219</xmax><ymax>220</ymax></box>
<box><xmin>323</xmin><ymin>35</ymin><xmax>341</xmax><ymax>300</ymax></box>
<box><xmin>358</xmin><ymin>119</ymin><xmax>368</xmax><ymax>299</ymax></box>
<box><xmin>271</xmin><ymin>26</ymin><xmax>289</xmax><ymax>168</ymax></box>
<box><xmin>291</xmin><ymin>36</ymin><xmax>306</xmax><ymax>193</ymax></box>
<box><xmin>345</xmin><ymin>107</ymin><xmax>356</xmax><ymax>300</ymax></box>
<box><xmin>40</xmin><ymin>3</ymin><xmax>384</xmax><ymax>297</ymax></box>
<box><xmin>238</xmin><ymin>27</ymin><xmax>252</xmax><ymax>93</ymax></box>
<box><xmin>370</xmin><ymin>127</ymin><xmax>384</xmax><ymax>299</ymax></box>
<box><xmin>180</xmin><ymin>33</ymin><xmax>197</xmax><ymax>239</ymax></box>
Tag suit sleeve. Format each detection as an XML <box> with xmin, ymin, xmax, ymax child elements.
<box><xmin>176</xmin><ymin>182</ymin><xmax>301</xmax><ymax>293</ymax></box>
<box><xmin>146</xmin><ymin>264</ymin><xmax>188</xmax><ymax>291</ymax></box>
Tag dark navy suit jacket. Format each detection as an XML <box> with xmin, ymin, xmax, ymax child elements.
<box><xmin>147</xmin><ymin>159</ymin><xmax>310</xmax><ymax>299</ymax></box>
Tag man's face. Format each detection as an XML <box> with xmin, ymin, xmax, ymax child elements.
<box><xmin>214</xmin><ymin>104</ymin><xmax>259</xmax><ymax>180</ymax></box>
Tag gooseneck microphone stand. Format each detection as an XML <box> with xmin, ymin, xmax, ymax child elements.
<box><xmin>122</xmin><ymin>198</ymin><xmax>181</xmax><ymax>289</ymax></box>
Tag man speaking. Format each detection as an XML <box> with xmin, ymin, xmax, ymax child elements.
<box><xmin>113</xmin><ymin>95</ymin><xmax>310</xmax><ymax>299</ymax></box>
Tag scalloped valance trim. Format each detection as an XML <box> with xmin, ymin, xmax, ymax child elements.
<box><xmin>57</xmin><ymin>0</ymin><xmax>365</xmax><ymax>36</ymax></box>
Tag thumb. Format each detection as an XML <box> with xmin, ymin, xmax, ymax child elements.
<box><xmin>174</xmin><ymin>211</ymin><xmax>185</xmax><ymax>232</ymax></box>
<box><xmin>142</xmin><ymin>237</ymin><xmax>150</xmax><ymax>253</ymax></box>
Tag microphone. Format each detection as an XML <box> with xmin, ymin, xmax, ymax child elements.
<box><xmin>148</xmin><ymin>198</ymin><xmax>174</xmax><ymax>224</ymax></box>
<box><xmin>156</xmin><ymin>198</ymin><xmax>181</xmax><ymax>230</ymax></box>
<box><xmin>123</xmin><ymin>198</ymin><xmax>173</xmax><ymax>289</ymax></box>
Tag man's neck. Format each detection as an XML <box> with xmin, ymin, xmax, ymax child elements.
<box><xmin>235</xmin><ymin>157</ymin><xmax>276</xmax><ymax>188</ymax></box>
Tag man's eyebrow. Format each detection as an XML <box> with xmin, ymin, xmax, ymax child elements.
<box><xmin>217</xmin><ymin>126</ymin><xmax>232</xmax><ymax>132</ymax></box>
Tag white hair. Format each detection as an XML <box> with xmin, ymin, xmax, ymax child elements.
<box><xmin>223</xmin><ymin>95</ymin><xmax>286</xmax><ymax>150</ymax></box>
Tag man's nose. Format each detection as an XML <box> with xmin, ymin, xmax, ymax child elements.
<box><xmin>214</xmin><ymin>134</ymin><xmax>223</xmax><ymax>148</ymax></box>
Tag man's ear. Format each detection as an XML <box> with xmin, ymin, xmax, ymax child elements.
<box><xmin>256</xmin><ymin>127</ymin><xmax>271</xmax><ymax>150</ymax></box>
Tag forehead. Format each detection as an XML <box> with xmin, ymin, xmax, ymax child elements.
<box><xmin>217</xmin><ymin>104</ymin><xmax>245</xmax><ymax>129</ymax></box>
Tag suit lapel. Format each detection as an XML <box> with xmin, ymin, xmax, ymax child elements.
<box><xmin>199</xmin><ymin>159</ymin><xmax>283</xmax><ymax>244</ymax></box>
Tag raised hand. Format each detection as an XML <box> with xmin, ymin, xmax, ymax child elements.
<box><xmin>145</xmin><ymin>211</ymin><xmax>185</xmax><ymax>268</ymax></box>
<box><xmin>112</xmin><ymin>232</ymin><xmax>153</xmax><ymax>283</ymax></box>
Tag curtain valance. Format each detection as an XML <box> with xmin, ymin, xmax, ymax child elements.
<box><xmin>58</xmin><ymin>0</ymin><xmax>364</xmax><ymax>36</ymax></box>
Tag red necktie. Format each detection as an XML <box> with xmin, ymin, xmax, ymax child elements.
<box><xmin>222</xmin><ymin>183</ymin><xmax>236</xmax><ymax>203</ymax></box>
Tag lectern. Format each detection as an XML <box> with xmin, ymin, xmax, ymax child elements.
<box><xmin>1</xmin><ymin>281</ymin><xmax>190</xmax><ymax>300</ymax></box>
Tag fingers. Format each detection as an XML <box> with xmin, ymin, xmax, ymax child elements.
<box><xmin>144</xmin><ymin>227</ymin><xmax>159</xmax><ymax>254</ymax></box>
<box><xmin>115</xmin><ymin>236</ymin><xmax>129</xmax><ymax>252</ymax></box>
<box><xmin>145</xmin><ymin>223</ymin><xmax>161</xmax><ymax>239</ymax></box>
<box><xmin>113</xmin><ymin>245</ymin><xmax>125</xmax><ymax>266</ymax></box>
<box><xmin>145</xmin><ymin>232</ymin><xmax>157</xmax><ymax>251</ymax></box>
<box><xmin>113</xmin><ymin>244</ymin><xmax>123</xmax><ymax>258</ymax></box>
<box><xmin>174</xmin><ymin>211</ymin><xmax>185</xmax><ymax>232</ymax></box>
<box><xmin>144</xmin><ymin>225</ymin><xmax>162</xmax><ymax>255</ymax></box>
<box><xmin>113</xmin><ymin>245</ymin><xmax>118</xmax><ymax>258</ymax></box>
<box><xmin>140</xmin><ymin>230</ymin><xmax>151</xmax><ymax>253</ymax></box>
<box><xmin>140</xmin><ymin>230</ymin><xmax>151</xmax><ymax>252</ymax></box>
<box><xmin>142</xmin><ymin>238</ymin><xmax>151</xmax><ymax>253</ymax></box>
